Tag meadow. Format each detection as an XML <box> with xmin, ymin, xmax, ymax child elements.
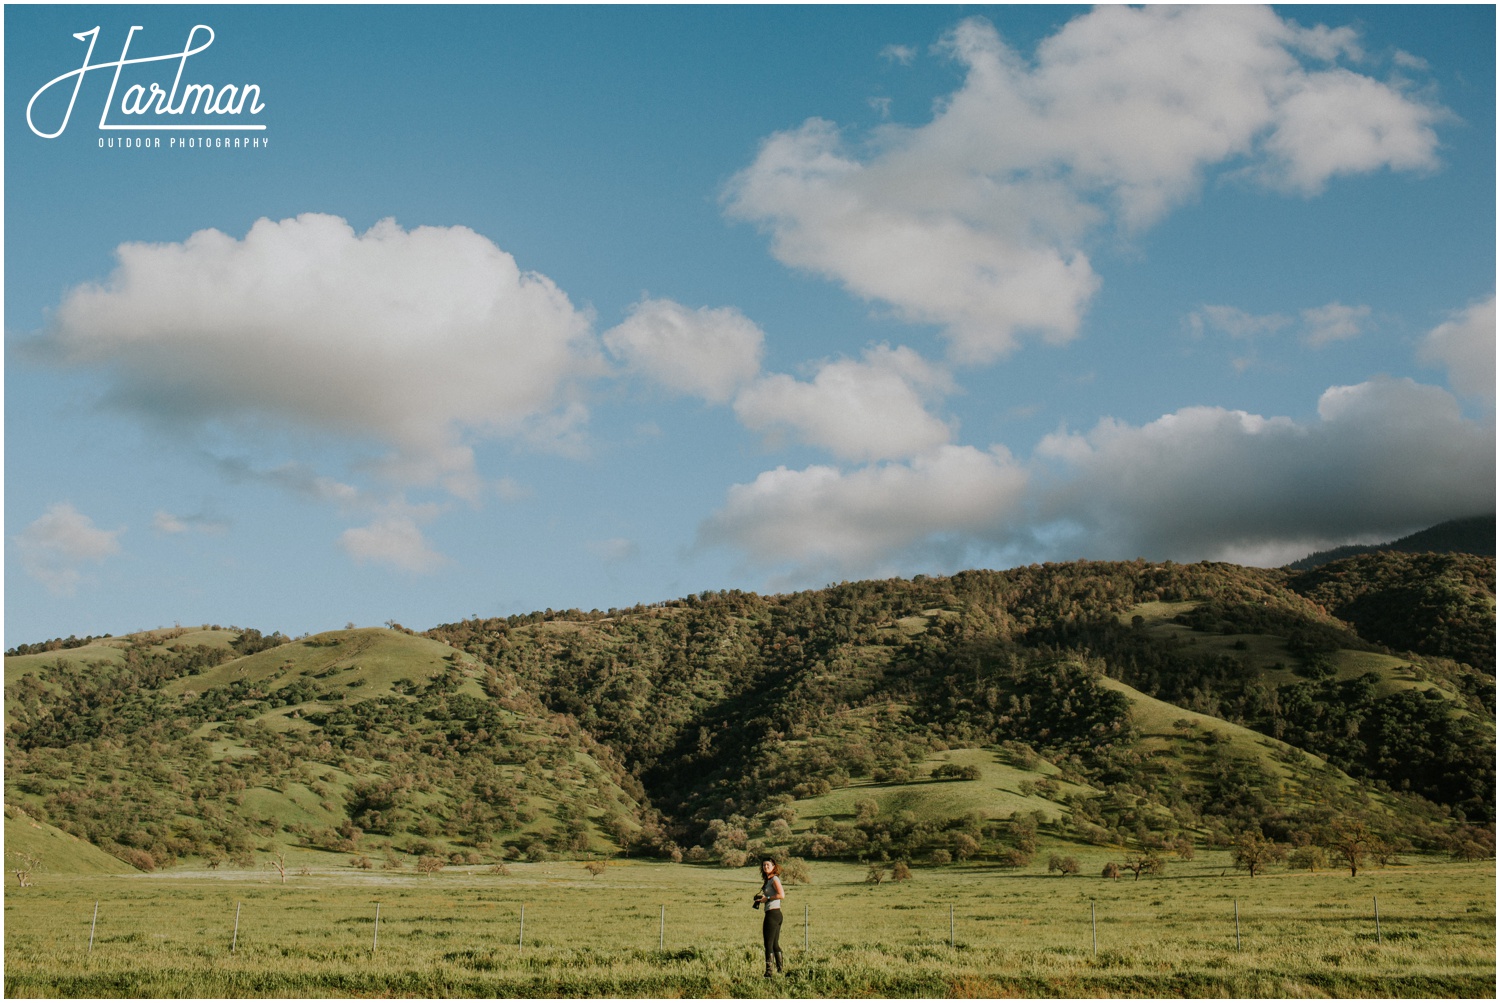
<box><xmin>5</xmin><ymin>855</ymin><xmax>1493</xmax><ymax>998</ymax></box>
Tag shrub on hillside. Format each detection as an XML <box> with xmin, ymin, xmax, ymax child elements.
<box><xmin>779</xmin><ymin>857</ymin><xmax>812</xmax><ymax>884</ymax></box>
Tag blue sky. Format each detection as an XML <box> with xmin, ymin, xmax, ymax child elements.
<box><xmin>5</xmin><ymin>5</ymin><xmax>1494</xmax><ymax>645</ymax></box>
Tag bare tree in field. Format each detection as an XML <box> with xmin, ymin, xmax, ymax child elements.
<box><xmin>267</xmin><ymin>849</ymin><xmax>288</xmax><ymax>884</ymax></box>
<box><xmin>8</xmin><ymin>851</ymin><xmax>41</xmax><ymax>887</ymax></box>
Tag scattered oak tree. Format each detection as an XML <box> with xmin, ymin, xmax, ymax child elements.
<box><xmin>1124</xmin><ymin>850</ymin><xmax>1164</xmax><ymax>880</ymax></box>
<box><xmin>1230</xmin><ymin>831</ymin><xmax>1285</xmax><ymax>877</ymax></box>
<box><xmin>1047</xmin><ymin>854</ymin><xmax>1080</xmax><ymax>876</ymax></box>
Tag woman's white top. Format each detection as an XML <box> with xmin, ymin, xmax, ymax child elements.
<box><xmin>761</xmin><ymin>875</ymin><xmax>783</xmax><ymax>910</ymax></box>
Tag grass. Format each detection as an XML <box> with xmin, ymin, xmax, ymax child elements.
<box><xmin>5</xmin><ymin>857</ymin><xmax>1492</xmax><ymax>997</ymax></box>
<box><xmin>4</xmin><ymin>810</ymin><xmax>132</xmax><ymax>876</ymax></box>
<box><xmin>794</xmin><ymin>748</ymin><xmax>1074</xmax><ymax>827</ymax></box>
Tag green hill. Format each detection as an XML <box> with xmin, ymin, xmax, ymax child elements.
<box><xmin>1287</xmin><ymin>514</ymin><xmax>1495</xmax><ymax>570</ymax></box>
<box><xmin>6</xmin><ymin>558</ymin><xmax>1493</xmax><ymax>873</ymax></box>
<box><xmin>5</xmin><ymin>627</ymin><xmax>643</xmax><ymax>872</ymax></box>
<box><xmin>4</xmin><ymin>805</ymin><xmax>132</xmax><ymax>876</ymax></box>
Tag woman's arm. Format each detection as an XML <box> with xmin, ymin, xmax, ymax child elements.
<box><xmin>769</xmin><ymin>876</ymin><xmax>784</xmax><ymax>902</ymax></box>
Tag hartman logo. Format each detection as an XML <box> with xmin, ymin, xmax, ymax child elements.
<box><xmin>27</xmin><ymin>24</ymin><xmax>267</xmax><ymax>139</ymax></box>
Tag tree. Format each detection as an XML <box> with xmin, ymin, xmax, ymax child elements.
<box><xmin>1101</xmin><ymin>861</ymin><xmax>1121</xmax><ymax>880</ymax></box>
<box><xmin>8</xmin><ymin>851</ymin><xmax>41</xmax><ymax>887</ymax></box>
<box><xmin>1124</xmin><ymin>850</ymin><xmax>1164</xmax><ymax>880</ymax></box>
<box><xmin>1230</xmin><ymin>831</ymin><xmax>1285</xmax><ymax>877</ymax></box>
<box><xmin>267</xmin><ymin>849</ymin><xmax>288</xmax><ymax>884</ymax></box>
<box><xmin>1171</xmin><ymin>834</ymin><xmax>1195</xmax><ymax>861</ymax></box>
<box><xmin>1453</xmin><ymin>840</ymin><xmax>1490</xmax><ymax>862</ymax></box>
<box><xmin>779</xmin><ymin>857</ymin><xmax>812</xmax><ymax>885</ymax></box>
<box><xmin>1047</xmin><ymin>854</ymin><xmax>1079</xmax><ymax>876</ymax></box>
<box><xmin>952</xmin><ymin>834</ymin><xmax>979</xmax><ymax>861</ymax></box>
<box><xmin>1323</xmin><ymin>819</ymin><xmax>1380</xmax><ymax>878</ymax></box>
<box><xmin>930</xmin><ymin>849</ymin><xmax>952</xmax><ymax>865</ymax></box>
<box><xmin>865</xmin><ymin>863</ymin><xmax>886</xmax><ymax>884</ymax></box>
<box><xmin>416</xmin><ymin>855</ymin><xmax>445</xmax><ymax>875</ymax></box>
<box><xmin>584</xmin><ymin>860</ymin><xmax>607</xmax><ymax>878</ymax></box>
<box><xmin>1287</xmin><ymin>845</ymin><xmax>1325</xmax><ymax>872</ymax></box>
<box><xmin>891</xmin><ymin>860</ymin><xmax>912</xmax><ymax>881</ymax></box>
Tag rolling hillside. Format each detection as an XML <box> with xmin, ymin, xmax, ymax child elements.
<box><xmin>5</xmin><ymin>552</ymin><xmax>1493</xmax><ymax>875</ymax></box>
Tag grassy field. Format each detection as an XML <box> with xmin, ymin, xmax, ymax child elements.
<box><xmin>5</xmin><ymin>856</ymin><xmax>1492</xmax><ymax>997</ymax></box>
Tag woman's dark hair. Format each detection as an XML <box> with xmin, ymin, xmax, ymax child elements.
<box><xmin>761</xmin><ymin>859</ymin><xmax>781</xmax><ymax>876</ymax></box>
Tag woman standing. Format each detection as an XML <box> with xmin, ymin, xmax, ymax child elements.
<box><xmin>753</xmin><ymin>858</ymin><xmax>785</xmax><ymax>977</ymax></box>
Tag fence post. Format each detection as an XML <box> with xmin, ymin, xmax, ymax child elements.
<box><xmin>89</xmin><ymin>900</ymin><xmax>99</xmax><ymax>954</ymax></box>
<box><xmin>1234</xmin><ymin>899</ymin><xmax>1240</xmax><ymax>950</ymax></box>
<box><xmin>372</xmin><ymin>903</ymin><xmax>380</xmax><ymax>952</ymax></box>
<box><xmin>1373</xmin><ymin>896</ymin><xmax>1381</xmax><ymax>945</ymax></box>
<box><xmin>232</xmin><ymin>901</ymin><xmax>242</xmax><ymax>954</ymax></box>
<box><xmin>949</xmin><ymin>904</ymin><xmax>955</xmax><ymax>948</ymax></box>
<box><xmin>1090</xmin><ymin>901</ymin><xmax>1097</xmax><ymax>956</ymax></box>
<box><xmin>659</xmin><ymin>904</ymin><xmax>664</xmax><ymax>950</ymax></box>
<box><xmin>804</xmin><ymin>903</ymin><xmax>809</xmax><ymax>950</ymax></box>
<box><xmin>519</xmin><ymin>903</ymin><xmax>525</xmax><ymax>948</ymax></box>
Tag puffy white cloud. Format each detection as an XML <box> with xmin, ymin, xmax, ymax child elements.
<box><xmin>1301</xmin><ymin>302</ymin><xmax>1370</xmax><ymax>347</ymax></box>
<box><xmin>16</xmin><ymin>502</ymin><xmax>123</xmax><ymax>596</ymax></box>
<box><xmin>43</xmin><ymin>214</ymin><xmax>601</xmax><ymax>499</ymax></box>
<box><xmin>602</xmin><ymin>298</ymin><xmax>765</xmax><ymax>404</ymax></box>
<box><xmin>727</xmin><ymin>7</ymin><xmax>1442</xmax><ymax>362</ymax></box>
<box><xmin>1263</xmin><ymin>67</ymin><xmax>1442</xmax><ymax>192</ymax></box>
<box><xmin>725</xmin><ymin>117</ymin><xmax>1101</xmax><ymax>363</ymax></box>
<box><xmin>733</xmin><ymin>345</ymin><xmax>954</xmax><ymax>462</ymax></box>
<box><xmin>339</xmin><ymin>516</ymin><xmax>447</xmax><ymax>574</ymax></box>
<box><xmin>704</xmin><ymin>378</ymin><xmax>1492</xmax><ymax>581</ymax></box>
<box><xmin>1035</xmin><ymin>377</ymin><xmax>1493</xmax><ymax>563</ymax></box>
<box><xmin>699</xmin><ymin>444</ymin><xmax>1028</xmax><ymax>574</ymax></box>
<box><xmin>1419</xmin><ymin>295</ymin><xmax>1495</xmax><ymax>399</ymax></box>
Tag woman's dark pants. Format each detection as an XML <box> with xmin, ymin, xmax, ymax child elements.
<box><xmin>762</xmin><ymin>908</ymin><xmax>783</xmax><ymax>969</ymax></box>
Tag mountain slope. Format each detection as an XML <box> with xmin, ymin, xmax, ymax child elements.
<box><xmin>7</xmin><ymin>557</ymin><xmax>1493</xmax><ymax>871</ymax></box>
<box><xmin>1288</xmin><ymin>514</ymin><xmax>1495</xmax><ymax>570</ymax></box>
<box><xmin>5</xmin><ymin>628</ymin><xmax>644</xmax><ymax>870</ymax></box>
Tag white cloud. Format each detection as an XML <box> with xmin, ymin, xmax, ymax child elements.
<box><xmin>602</xmin><ymin>298</ymin><xmax>765</xmax><ymax>404</ymax></box>
<box><xmin>726</xmin><ymin>7</ymin><xmax>1442</xmax><ymax>362</ymax></box>
<box><xmin>1189</xmin><ymin>305</ymin><xmax>1291</xmax><ymax>341</ymax></box>
<box><xmin>1035</xmin><ymin>377</ymin><xmax>1493</xmax><ymax>563</ymax></box>
<box><xmin>152</xmin><ymin>510</ymin><xmax>229</xmax><ymax>535</ymax></box>
<box><xmin>699</xmin><ymin>444</ymin><xmax>1028</xmax><ymax>575</ymax></box>
<box><xmin>586</xmin><ymin>537</ymin><xmax>639</xmax><ymax>563</ymax></box>
<box><xmin>339</xmin><ymin>516</ymin><xmax>447</xmax><ymax>574</ymax></box>
<box><xmin>704</xmin><ymin>378</ymin><xmax>1492</xmax><ymax>581</ymax></box>
<box><xmin>733</xmin><ymin>345</ymin><xmax>954</xmax><ymax>462</ymax></box>
<box><xmin>43</xmin><ymin>214</ymin><xmax>601</xmax><ymax>499</ymax></box>
<box><xmin>16</xmin><ymin>502</ymin><xmax>124</xmax><ymax>596</ymax></box>
<box><xmin>1419</xmin><ymin>294</ymin><xmax>1495</xmax><ymax>399</ymax></box>
<box><xmin>1301</xmin><ymin>301</ymin><xmax>1370</xmax><ymax>347</ymax></box>
<box><xmin>880</xmin><ymin>44</ymin><xmax>916</xmax><ymax>65</ymax></box>
<box><xmin>1262</xmin><ymin>67</ymin><xmax>1442</xmax><ymax>193</ymax></box>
